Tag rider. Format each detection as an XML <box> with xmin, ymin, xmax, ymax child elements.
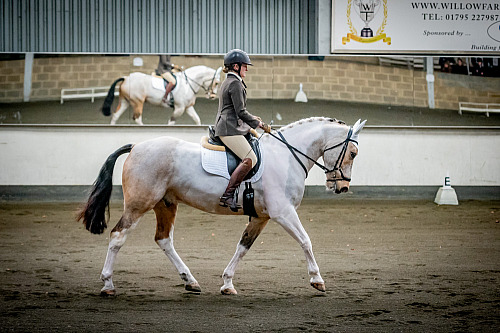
<box><xmin>215</xmin><ymin>49</ymin><xmax>271</xmax><ymax>211</ymax></box>
<box><xmin>156</xmin><ymin>55</ymin><xmax>177</xmax><ymax>105</ymax></box>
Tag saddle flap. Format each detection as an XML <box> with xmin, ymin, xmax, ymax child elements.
<box><xmin>151</xmin><ymin>76</ymin><xmax>166</xmax><ymax>91</ymax></box>
<box><xmin>200</xmin><ymin>138</ymin><xmax>264</xmax><ymax>183</ymax></box>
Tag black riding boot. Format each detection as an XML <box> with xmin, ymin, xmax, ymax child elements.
<box><xmin>219</xmin><ymin>158</ymin><xmax>253</xmax><ymax>212</ymax></box>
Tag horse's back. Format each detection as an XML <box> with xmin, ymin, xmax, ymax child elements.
<box><xmin>122</xmin><ymin>136</ymin><xmax>223</xmax><ymax>209</ymax></box>
<box><xmin>129</xmin><ymin>72</ymin><xmax>150</xmax><ymax>79</ymax></box>
<box><xmin>130</xmin><ymin>136</ymin><xmax>198</xmax><ymax>158</ymax></box>
<box><xmin>122</xmin><ymin>136</ymin><xmax>199</xmax><ymax>192</ymax></box>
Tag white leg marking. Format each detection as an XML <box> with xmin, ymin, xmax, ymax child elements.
<box><xmin>220</xmin><ymin>217</ymin><xmax>269</xmax><ymax>294</ymax></box>
<box><xmin>134</xmin><ymin>115</ymin><xmax>144</xmax><ymax>125</ymax></box>
<box><xmin>110</xmin><ymin>99</ymin><xmax>129</xmax><ymax>125</ymax></box>
<box><xmin>156</xmin><ymin>228</ymin><xmax>199</xmax><ymax>290</ymax></box>
<box><xmin>100</xmin><ymin>230</ymin><xmax>128</xmax><ymax>293</ymax></box>
<box><xmin>167</xmin><ymin>106</ymin><xmax>185</xmax><ymax>125</ymax></box>
<box><xmin>221</xmin><ymin>244</ymin><xmax>248</xmax><ymax>294</ymax></box>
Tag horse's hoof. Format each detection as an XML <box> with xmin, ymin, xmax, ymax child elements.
<box><xmin>185</xmin><ymin>282</ymin><xmax>201</xmax><ymax>293</ymax></box>
<box><xmin>100</xmin><ymin>289</ymin><xmax>116</xmax><ymax>297</ymax></box>
<box><xmin>221</xmin><ymin>288</ymin><xmax>238</xmax><ymax>295</ymax></box>
<box><xmin>311</xmin><ymin>282</ymin><xmax>326</xmax><ymax>292</ymax></box>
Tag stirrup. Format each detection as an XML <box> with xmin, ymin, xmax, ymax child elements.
<box><xmin>230</xmin><ymin>202</ymin><xmax>242</xmax><ymax>212</ymax></box>
<box><xmin>219</xmin><ymin>195</ymin><xmax>241</xmax><ymax>211</ymax></box>
<box><xmin>219</xmin><ymin>196</ymin><xmax>229</xmax><ymax>207</ymax></box>
<box><xmin>162</xmin><ymin>95</ymin><xmax>174</xmax><ymax>108</ymax></box>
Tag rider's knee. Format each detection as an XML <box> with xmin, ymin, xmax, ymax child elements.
<box><xmin>246</xmin><ymin>151</ymin><xmax>258</xmax><ymax>168</ymax></box>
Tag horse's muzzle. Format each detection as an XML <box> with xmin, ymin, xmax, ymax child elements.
<box><xmin>335</xmin><ymin>185</ymin><xmax>349</xmax><ymax>194</ymax></box>
<box><xmin>334</xmin><ymin>180</ymin><xmax>350</xmax><ymax>194</ymax></box>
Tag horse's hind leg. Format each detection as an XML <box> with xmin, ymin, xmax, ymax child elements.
<box><xmin>154</xmin><ymin>200</ymin><xmax>201</xmax><ymax>292</ymax></box>
<box><xmin>100</xmin><ymin>210</ymin><xmax>144</xmax><ymax>296</ymax></box>
<box><xmin>221</xmin><ymin>217</ymin><xmax>269</xmax><ymax>295</ymax></box>
<box><xmin>185</xmin><ymin>105</ymin><xmax>201</xmax><ymax>125</ymax></box>
<box><xmin>131</xmin><ymin>101</ymin><xmax>145</xmax><ymax>125</ymax></box>
<box><xmin>110</xmin><ymin>98</ymin><xmax>129</xmax><ymax>125</ymax></box>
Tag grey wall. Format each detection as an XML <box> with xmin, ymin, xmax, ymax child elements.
<box><xmin>1</xmin><ymin>125</ymin><xmax>499</xmax><ymax>187</ymax></box>
<box><xmin>1</xmin><ymin>0</ymin><xmax>318</xmax><ymax>54</ymax></box>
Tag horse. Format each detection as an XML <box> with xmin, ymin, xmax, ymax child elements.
<box><xmin>77</xmin><ymin>117</ymin><xmax>367</xmax><ymax>295</ymax></box>
<box><xmin>101</xmin><ymin>65</ymin><xmax>222</xmax><ymax>125</ymax></box>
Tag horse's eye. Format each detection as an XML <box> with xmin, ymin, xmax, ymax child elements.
<box><xmin>350</xmin><ymin>152</ymin><xmax>356</xmax><ymax>159</ymax></box>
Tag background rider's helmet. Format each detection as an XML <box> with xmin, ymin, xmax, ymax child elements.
<box><xmin>223</xmin><ymin>49</ymin><xmax>253</xmax><ymax>67</ymax></box>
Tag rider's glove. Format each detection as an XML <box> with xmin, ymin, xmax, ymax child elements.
<box><xmin>261</xmin><ymin>122</ymin><xmax>272</xmax><ymax>133</ymax></box>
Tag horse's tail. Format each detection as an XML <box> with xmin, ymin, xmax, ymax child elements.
<box><xmin>77</xmin><ymin>144</ymin><xmax>133</xmax><ymax>234</ymax></box>
<box><xmin>102</xmin><ymin>78</ymin><xmax>125</xmax><ymax>116</ymax></box>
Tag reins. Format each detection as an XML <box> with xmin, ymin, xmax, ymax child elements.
<box><xmin>268</xmin><ymin>127</ymin><xmax>357</xmax><ymax>181</ymax></box>
<box><xmin>184</xmin><ymin>69</ymin><xmax>218</xmax><ymax>96</ymax></box>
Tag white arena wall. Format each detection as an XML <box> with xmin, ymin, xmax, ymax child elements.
<box><xmin>0</xmin><ymin>125</ymin><xmax>499</xmax><ymax>195</ymax></box>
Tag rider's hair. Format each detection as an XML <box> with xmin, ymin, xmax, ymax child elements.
<box><xmin>222</xmin><ymin>64</ymin><xmax>239</xmax><ymax>74</ymax></box>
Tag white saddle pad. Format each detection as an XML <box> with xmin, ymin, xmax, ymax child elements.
<box><xmin>151</xmin><ymin>76</ymin><xmax>165</xmax><ymax>91</ymax></box>
<box><xmin>201</xmin><ymin>147</ymin><xmax>264</xmax><ymax>182</ymax></box>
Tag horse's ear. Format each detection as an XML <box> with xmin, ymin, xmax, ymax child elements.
<box><xmin>215</xmin><ymin>67</ymin><xmax>222</xmax><ymax>81</ymax></box>
<box><xmin>353</xmin><ymin>119</ymin><xmax>367</xmax><ymax>134</ymax></box>
<box><xmin>351</xmin><ymin>119</ymin><xmax>367</xmax><ymax>144</ymax></box>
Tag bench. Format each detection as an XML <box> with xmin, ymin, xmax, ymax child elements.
<box><xmin>458</xmin><ymin>102</ymin><xmax>500</xmax><ymax>117</ymax></box>
<box><xmin>60</xmin><ymin>87</ymin><xmax>118</xmax><ymax>104</ymax></box>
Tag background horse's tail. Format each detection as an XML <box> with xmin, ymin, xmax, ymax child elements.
<box><xmin>77</xmin><ymin>144</ymin><xmax>133</xmax><ymax>234</ymax></box>
<box><xmin>102</xmin><ymin>78</ymin><xmax>125</xmax><ymax>116</ymax></box>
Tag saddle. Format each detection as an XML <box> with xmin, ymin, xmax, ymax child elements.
<box><xmin>151</xmin><ymin>72</ymin><xmax>177</xmax><ymax>89</ymax></box>
<box><xmin>151</xmin><ymin>72</ymin><xmax>176</xmax><ymax>107</ymax></box>
<box><xmin>152</xmin><ymin>71</ymin><xmax>177</xmax><ymax>88</ymax></box>
<box><xmin>201</xmin><ymin>127</ymin><xmax>262</xmax><ymax>181</ymax></box>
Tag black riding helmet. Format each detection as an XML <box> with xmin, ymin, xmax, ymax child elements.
<box><xmin>224</xmin><ymin>49</ymin><xmax>252</xmax><ymax>77</ymax></box>
<box><xmin>224</xmin><ymin>49</ymin><xmax>252</xmax><ymax>67</ymax></box>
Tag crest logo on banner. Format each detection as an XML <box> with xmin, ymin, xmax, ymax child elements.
<box><xmin>342</xmin><ymin>0</ymin><xmax>391</xmax><ymax>45</ymax></box>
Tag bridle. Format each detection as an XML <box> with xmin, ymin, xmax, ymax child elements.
<box><xmin>184</xmin><ymin>69</ymin><xmax>219</xmax><ymax>97</ymax></box>
<box><xmin>268</xmin><ymin>127</ymin><xmax>357</xmax><ymax>181</ymax></box>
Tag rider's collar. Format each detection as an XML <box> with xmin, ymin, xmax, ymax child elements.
<box><xmin>227</xmin><ymin>72</ymin><xmax>242</xmax><ymax>81</ymax></box>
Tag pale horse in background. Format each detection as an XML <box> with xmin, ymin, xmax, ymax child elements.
<box><xmin>101</xmin><ymin>65</ymin><xmax>222</xmax><ymax>125</ymax></box>
<box><xmin>78</xmin><ymin>117</ymin><xmax>367</xmax><ymax>296</ymax></box>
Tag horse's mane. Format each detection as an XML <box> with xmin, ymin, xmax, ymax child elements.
<box><xmin>278</xmin><ymin>117</ymin><xmax>346</xmax><ymax>132</ymax></box>
<box><xmin>184</xmin><ymin>65</ymin><xmax>212</xmax><ymax>73</ymax></box>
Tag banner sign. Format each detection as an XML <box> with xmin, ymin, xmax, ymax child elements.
<box><xmin>331</xmin><ymin>0</ymin><xmax>500</xmax><ymax>54</ymax></box>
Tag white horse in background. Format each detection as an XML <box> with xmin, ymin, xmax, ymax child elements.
<box><xmin>102</xmin><ymin>65</ymin><xmax>222</xmax><ymax>125</ymax></box>
<box><xmin>78</xmin><ymin>117</ymin><xmax>367</xmax><ymax>296</ymax></box>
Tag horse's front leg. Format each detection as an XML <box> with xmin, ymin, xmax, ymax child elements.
<box><xmin>167</xmin><ymin>105</ymin><xmax>185</xmax><ymax>125</ymax></box>
<box><xmin>154</xmin><ymin>201</ymin><xmax>201</xmax><ymax>292</ymax></box>
<box><xmin>272</xmin><ymin>206</ymin><xmax>325</xmax><ymax>292</ymax></box>
<box><xmin>221</xmin><ymin>217</ymin><xmax>269</xmax><ymax>295</ymax></box>
<box><xmin>185</xmin><ymin>105</ymin><xmax>201</xmax><ymax>125</ymax></box>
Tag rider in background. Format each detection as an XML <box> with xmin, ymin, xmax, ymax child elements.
<box><xmin>156</xmin><ymin>55</ymin><xmax>177</xmax><ymax>105</ymax></box>
<box><xmin>214</xmin><ymin>49</ymin><xmax>271</xmax><ymax>211</ymax></box>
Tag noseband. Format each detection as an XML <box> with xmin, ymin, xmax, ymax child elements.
<box><xmin>270</xmin><ymin>127</ymin><xmax>357</xmax><ymax>181</ymax></box>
